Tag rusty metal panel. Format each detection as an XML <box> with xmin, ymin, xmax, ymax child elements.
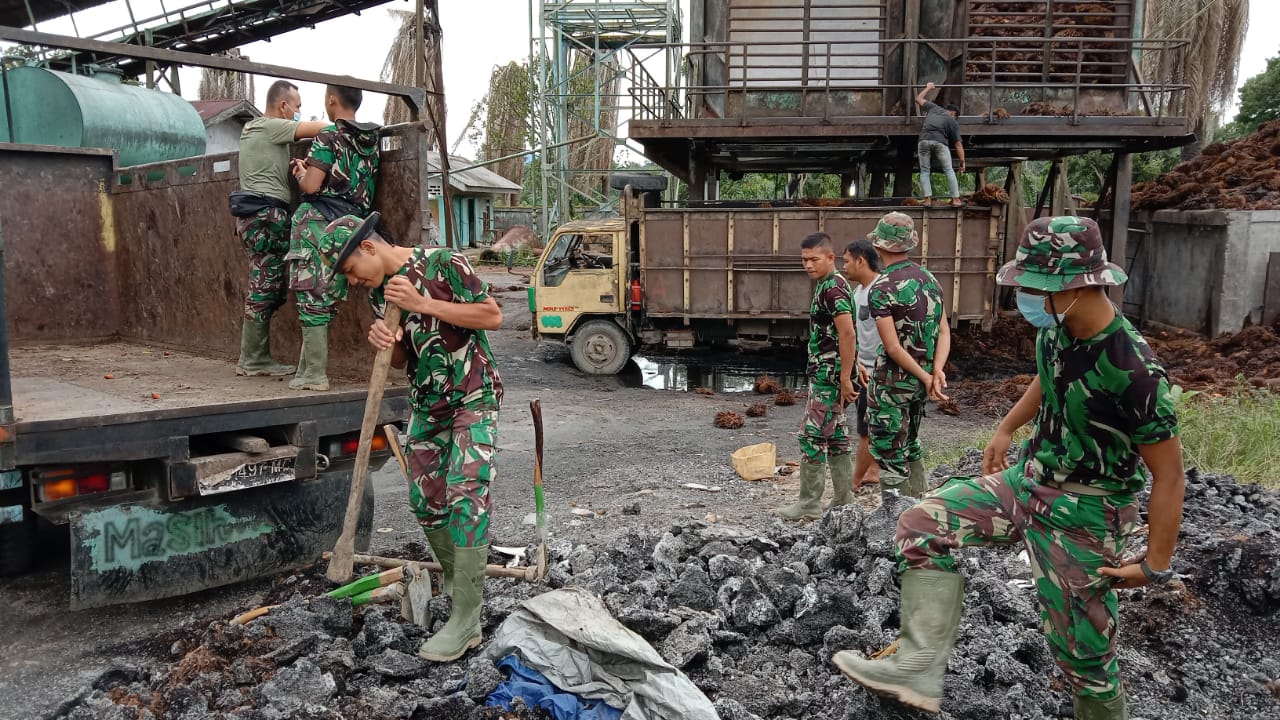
<box><xmin>107</xmin><ymin>125</ymin><xmax>424</xmax><ymax>381</ymax></box>
<box><xmin>0</xmin><ymin>145</ymin><xmax>120</xmax><ymax>343</ymax></box>
<box><xmin>639</xmin><ymin>212</ymin><xmax>688</xmax><ymax>314</ymax></box>
<box><xmin>689</xmin><ymin>213</ymin><xmax>731</xmax><ymax>314</ymax></box>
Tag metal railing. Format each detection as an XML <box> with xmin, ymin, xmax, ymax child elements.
<box><xmin>633</xmin><ymin>36</ymin><xmax>1188</xmax><ymax>124</ymax></box>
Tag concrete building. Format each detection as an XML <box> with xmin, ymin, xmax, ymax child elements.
<box><xmin>191</xmin><ymin>100</ymin><xmax>260</xmax><ymax>156</ymax></box>
<box><xmin>425</xmin><ymin>152</ymin><xmax>523</xmax><ymax>249</ymax></box>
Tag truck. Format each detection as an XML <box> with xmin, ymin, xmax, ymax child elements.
<box><xmin>0</xmin><ymin>46</ymin><xmax>439</xmax><ymax>608</ymax></box>
<box><xmin>530</xmin><ymin>180</ymin><xmax>1004</xmax><ymax>375</ymax></box>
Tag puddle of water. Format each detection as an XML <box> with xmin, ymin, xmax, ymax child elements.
<box><xmin>621</xmin><ymin>355</ymin><xmax>807</xmax><ymax>393</ymax></box>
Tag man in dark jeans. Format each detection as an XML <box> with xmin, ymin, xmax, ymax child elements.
<box><xmin>914</xmin><ymin>82</ymin><xmax>966</xmax><ymax>207</ymax></box>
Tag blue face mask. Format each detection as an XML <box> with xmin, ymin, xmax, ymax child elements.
<box><xmin>1016</xmin><ymin>290</ymin><xmax>1060</xmax><ymax>328</ymax></box>
<box><xmin>292</xmin><ymin>111</ymin><xmax>302</xmax><ymax>121</ymax></box>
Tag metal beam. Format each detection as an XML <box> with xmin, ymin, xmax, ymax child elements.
<box><xmin>0</xmin><ymin>26</ymin><xmax>432</xmax><ymax>116</ymax></box>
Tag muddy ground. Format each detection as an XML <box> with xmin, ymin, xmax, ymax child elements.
<box><xmin>5</xmin><ymin>272</ymin><xmax>1278</xmax><ymax>719</ymax></box>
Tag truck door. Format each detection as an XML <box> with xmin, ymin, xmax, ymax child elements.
<box><xmin>533</xmin><ymin>232</ymin><xmax>623</xmax><ymax>336</ymax></box>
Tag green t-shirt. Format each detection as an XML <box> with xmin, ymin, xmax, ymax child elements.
<box><xmin>237</xmin><ymin>117</ymin><xmax>298</xmax><ymax>203</ymax></box>
<box><xmin>1022</xmin><ymin>314</ymin><xmax>1179</xmax><ymax>496</ymax></box>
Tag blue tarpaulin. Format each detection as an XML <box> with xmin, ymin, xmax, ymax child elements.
<box><xmin>487</xmin><ymin>654</ymin><xmax>624</xmax><ymax>720</ymax></box>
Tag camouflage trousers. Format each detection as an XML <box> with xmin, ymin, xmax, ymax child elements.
<box><xmin>867</xmin><ymin>367</ymin><xmax>926</xmax><ymax>478</ymax></box>
<box><xmin>405</xmin><ymin>406</ymin><xmax>498</xmax><ymax>548</ymax></box>
<box><xmin>895</xmin><ymin>469</ymin><xmax>1139</xmax><ymax>700</ymax></box>
<box><xmin>235</xmin><ymin>206</ymin><xmax>290</xmax><ymax>323</ymax></box>
<box><xmin>799</xmin><ymin>382</ymin><xmax>851</xmax><ymax>463</ymax></box>
<box><xmin>286</xmin><ymin>205</ymin><xmax>349</xmax><ymax>327</ymax></box>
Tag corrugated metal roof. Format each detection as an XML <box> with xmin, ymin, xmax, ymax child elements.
<box><xmin>426</xmin><ymin>152</ymin><xmax>522</xmax><ymax>195</ymax></box>
<box><xmin>190</xmin><ymin>99</ymin><xmax>261</xmax><ymax>126</ymax></box>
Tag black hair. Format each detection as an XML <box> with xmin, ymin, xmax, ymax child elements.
<box><xmin>843</xmin><ymin>239</ymin><xmax>883</xmax><ymax>272</ymax></box>
<box><xmin>266</xmin><ymin>80</ymin><xmax>299</xmax><ymax>108</ymax></box>
<box><xmin>944</xmin><ymin>104</ymin><xmax>959</xmax><ymax>114</ymax></box>
<box><xmin>327</xmin><ymin>85</ymin><xmax>363</xmax><ymax>111</ymax></box>
<box><xmin>800</xmin><ymin>232</ymin><xmax>832</xmax><ymax>251</ymax></box>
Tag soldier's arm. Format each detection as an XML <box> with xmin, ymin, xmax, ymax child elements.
<box><xmin>294</xmin><ymin>121</ymin><xmax>329</xmax><ymax>140</ymax></box>
<box><xmin>875</xmin><ymin>316</ymin><xmax>932</xmax><ymax>386</ymax></box>
<box><xmin>929</xmin><ymin>309</ymin><xmax>952</xmax><ymax>401</ymax></box>
<box><xmin>298</xmin><ymin>165</ymin><xmax>327</xmax><ymax>194</ymax></box>
<box><xmin>419</xmin><ymin>296</ymin><xmax>503</xmax><ymax>331</ymax></box>
<box><xmin>1099</xmin><ymin>437</ymin><xmax>1185</xmax><ymax>588</ymax></box>
<box><xmin>835</xmin><ymin>313</ymin><xmax>857</xmax><ymax>397</ymax></box>
<box><xmin>982</xmin><ymin>379</ymin><xmax>1041</xmax><ymax>475</ymax></box>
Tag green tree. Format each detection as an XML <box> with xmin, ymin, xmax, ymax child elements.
<box><xmin>1229</xmin><ymin>52</ymin><xmax>1280</xmax><ymax>136</ymax></box>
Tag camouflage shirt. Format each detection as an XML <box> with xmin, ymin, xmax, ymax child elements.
<box><xmin>370</xmin><ymin>248</ymin><xmax>503</xmax><ymax>418</ymax></box>
<box><xmin>807</xmin><ymin>272</ymin><xmax>854</xmax><ymax>386</ymax></box>
<box><xmin>305</xmin><ymin>120</ymin><xmax>381</xmax><ymax>215</ymax></box>
<box><xmin>867</xmin><ymin>259</ymin><xmax>944</xmax><ymax>373</ymax></box>
<box><xmin>1023</xmin><ymin>314</ymin><xmax>1179</xmax><ymax>495</ymax></box>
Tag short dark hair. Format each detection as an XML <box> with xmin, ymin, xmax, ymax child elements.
<box><xmin>944</xmin><ymin>104</ymin><xmax>959</xmax><ymax>114</ymax></box>
<box><xmin>843</xmin><ymin>239</ymin><xmax>883</xmax><ymax>272</ymax></box>
<box><xmin>800</xmin><ymin>232</ymin><xmax>832</xmax><ymax>251</ymax></box>
<box><xmin>266</xmin><ymin>80</ymin><xmax>298</xmax><ymax>108</ymax></box>
<box><xmin>327</xmin><ymin>85</ymin><xmax>363</xmax><ymax>111</ymax></box>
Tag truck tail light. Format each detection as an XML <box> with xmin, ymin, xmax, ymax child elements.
<box><xmin>330</xmin><ymin>432</ymin><xmax>390</xmax><ymax>459</ymax></box>
<box><xmin>33</xmin><ymin>467</ymin><xmax>129</xmax><ymax>502</ymax></box>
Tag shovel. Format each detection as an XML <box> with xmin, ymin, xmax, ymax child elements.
<box><xmin>382</xmin><ymin>423</ymin><xmax>436</xmax><ymax>627</ymax></box>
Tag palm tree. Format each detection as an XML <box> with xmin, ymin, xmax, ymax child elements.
<box><xmin>1144</xmin><ymin>0</ymin><xmax>1250</xmax><ymax>158</ymax></box>
<box><xmin>381</xmin><ymin>8</ymin><xmax>443</xmax><ymax>147</ymax></box>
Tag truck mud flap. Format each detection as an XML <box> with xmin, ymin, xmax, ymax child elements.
<box><xmin>68</xmin><ymin>468</ymin><xmax>373</xmax><ymax>609</ymax></box>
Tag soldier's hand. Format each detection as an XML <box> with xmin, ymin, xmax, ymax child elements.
<box><xmin>840</xmin><ymin>378</ymin><xmax>859</xmax><ymax>404</ymax></box>
<box><xmin>857</xmin><ymin>363</ymin><xmax>871</xmax><ymax>387</ymax></box>
<box><xmin>929</xmin><ymin>369</ymin><xmax>949</xmax><ymax>401</ymax></box>
<box><xmin>1098</xmin><ymin>554</ymin><xmax>1153</xmax><ymax>590</ymax></box>
<box><xmin>982</xmin><ymin>430</ymin><xmax>1014</xmax><ymax>475</ymax></box>
<box><xmin>384</xmin><ymin>276</ymin><xmax>427</xmax><ymax>314</ymax></box>
<box><xmin>368</xmin><ymin>319</ymin><xmax>403</xmax><ymax>350</ymax></box>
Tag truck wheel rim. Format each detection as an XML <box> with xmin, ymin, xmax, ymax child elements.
<box><xmin>584</xmin><ymin>334</ymin><xmax>616</xmax><ymax>366</ymax></box>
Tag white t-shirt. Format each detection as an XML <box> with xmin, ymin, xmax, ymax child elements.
<box><xmin>853</xmin><ymin>281</ymin><xmax>882</xmax><ymax>372</ymax></box>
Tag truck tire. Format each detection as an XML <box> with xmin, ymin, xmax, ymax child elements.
<box><xmin>570</xmin><ymin>320</ymin><xmax>632</xmax><ymax>375</ymax></box>
<box><xmin>0</xmin><ymin>513</ymin><xmax>36</xmax><ymax>576</ymax></box>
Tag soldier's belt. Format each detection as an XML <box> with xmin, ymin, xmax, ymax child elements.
<box><xmin>1039</xmin><ymin>479</ymin><xmax>1118</xmax><ymax>497</ymax></box>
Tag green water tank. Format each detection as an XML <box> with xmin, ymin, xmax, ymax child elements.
<box><xmin>0</xmin><ymin>65</ymin><xmax>205</xmax><ymax>166</ymax></box>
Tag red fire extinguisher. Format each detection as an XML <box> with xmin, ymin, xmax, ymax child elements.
<box><xmin>629</xmin><ymin>279</ymin><xmax>643</xmax><ymax>311</ymax></box>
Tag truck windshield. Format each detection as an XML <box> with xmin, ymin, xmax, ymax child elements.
<box><xmin>542</xmin><ymin>233</ymin><xmax>614</xmax><ymax>287</ymax></box>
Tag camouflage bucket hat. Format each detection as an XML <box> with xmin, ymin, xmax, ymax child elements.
<box><xmin>316</xmin><ymin>211</ymin><xmax>380</xmax><ymax>281</ymax></box>
<box><xmin>867</xmin><ymin>212</ymin><xmax>919</xmax><ymax>253</ymax></box>
<box><xmin>996</xmin><ymin>216</ymin><xmax>1127</xmax><ymax>292</ymax></box>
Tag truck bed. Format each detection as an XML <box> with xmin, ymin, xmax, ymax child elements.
<box><xmin>12</xmin><ymin>341</ymin><xmax>408</xmax><ymax>426</ymax></box>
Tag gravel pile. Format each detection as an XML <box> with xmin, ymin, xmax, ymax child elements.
<box><xmin>52</xmin><ymin>453</ymin><xmax>1280</xmax><ymax>720</ymax></box>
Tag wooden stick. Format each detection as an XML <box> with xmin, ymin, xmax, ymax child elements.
<box><xmin>324</xmin><ymin>551</ymin><xmax>538</xmax><ymax>580</ymax></box>
<box><xmin>327</xmin><ymin>304</ymin><xmax>403</xmax><ymax>583</ymax></box>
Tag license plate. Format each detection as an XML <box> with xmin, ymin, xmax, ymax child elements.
<box><xmin>199</xmin><ymin>454</ymin><xmax>296</xmax><ymax>495</ymax></box>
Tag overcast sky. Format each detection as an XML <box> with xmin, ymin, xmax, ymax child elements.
<box><xmin>21</xmin><ymin>0</ymin><xmax>1280</xmax><ymax>157</ymax></box>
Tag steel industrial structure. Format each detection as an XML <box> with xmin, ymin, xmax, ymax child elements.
<box><xmin>529</xmin><ymin>0</ymin><xmax>680</xmax><ymax>229</ymax></box>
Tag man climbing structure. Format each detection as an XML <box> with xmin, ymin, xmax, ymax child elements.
<box><xmin>286</xmin><ymin>84</ymin><xmax>381</xmax><ymax>391</ymax></box>
<box><xmin>317</xmin><ymin>212</ymin><xmax>504</xmax><ymax>663</ymax></box>
<box><xmin>865</xmin><ymin>212</ymin><xmax>950</xmax><ymax>501</ymax></box>
<box><xmin>834</xmin><ymin>216</ymin><xmax>1187</xmax><ymax>720</ymax></box>
<box><xmin>776</xmin><ymin>232</ymin><xmax>858</xmax><ymax>521</ymax></box>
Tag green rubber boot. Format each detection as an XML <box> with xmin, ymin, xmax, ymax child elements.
<box><xmin>833</xmin><ymin>569</ymin><xmax>965</xmax><ymax>713</ymax></box>
<box><xmin>826</xmin><ymin>452</ymin><xmax>855</xmax><ymax>508</ymax></box>
<box><xmin>880</xmin><ymin>470</ymin><xmax>909</xmax><ymax>505</ymax></box>
<box><xmin>236</xmin><ymin>319</ymin><xmax>295</xmax><ymax>376</ymax></box>
<box><xmin>775</xmin><ymin>461</ymin><xmax>824</xmax><ymax>521</ymax></box>
<box><xmin>907</xmin><ymin>459</ymin><xmax>929</xmax><ymax>498</ymax></box>
<box><xmin>425</xmin><ymin>527</ymin><xmax>456</xmax><ymax>595</ymax></box>
<box><xmin>418</xmin><ymin>544</ymin><xmax>487</xmax><ymax>663</ymax></box>
<box><xmin>1074</xmin><ymin>693</ymin><xmax>1127</xmax><ymax>720</ymax></box>
<box><xmin>289</xmin><ymin>325</ymin><xmax>330</xmax><ymax>391</ymax></box>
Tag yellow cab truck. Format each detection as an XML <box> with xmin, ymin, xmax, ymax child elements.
<box><xmin>530</xmin><ymin>176</ymin><xmax>1004</xmax><ymax>375</ymax></box>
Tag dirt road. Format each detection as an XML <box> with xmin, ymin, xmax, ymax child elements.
<box><xmin>0</xmin><ymin>272</ymin><xmax>986</xmax><ymax>719</ymax></box>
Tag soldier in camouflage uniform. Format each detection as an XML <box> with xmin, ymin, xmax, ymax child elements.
<box><xmin>316</xmin><ymin>212</ymin><xmax>503</xmax><ymax>664</ymax></box>
<box><xmin>865</xmin><ymin>212</ymin><xmax>951</xmax><ymax>501</ymax></box>
<box><xmin>776</xmin><ymin>233</ymin><xmax>860</xmax><ymax>521</ymax></box>
<box><xmin>286</xmin><ymin>84</ymin><xmax>381</xmax><ymax>391</ymax></box>
<box><xmin>834</xmin><ymin>217</ymin><xmax>1187</xmax><ymax>720</ymax></box>
<box><xmin>231</xmin><ymin>80</ymin><xmax>326</xmax><ymax>377</ymax></box>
